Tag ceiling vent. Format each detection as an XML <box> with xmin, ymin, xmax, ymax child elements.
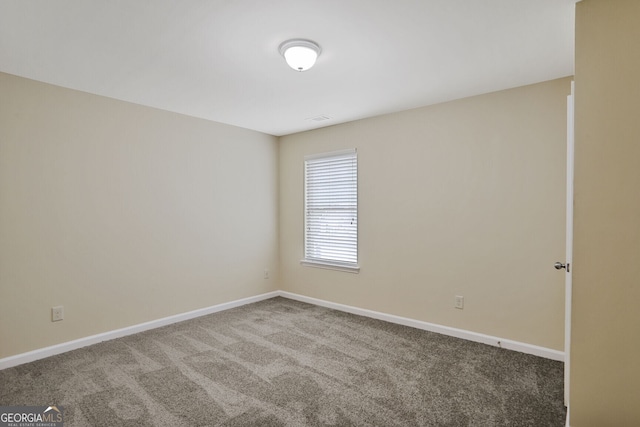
<box><xmin>307</xmin><ymin>115</ymin><xmax>331</xmax><ymax>122</ymax></box>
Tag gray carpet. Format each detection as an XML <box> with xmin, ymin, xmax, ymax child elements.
<box><xmin>0</xmin><ymin>297</ymin><xmax>566</xmax><ymax>426</ymax></box>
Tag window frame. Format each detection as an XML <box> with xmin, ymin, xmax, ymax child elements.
<box><xmin>301</xmin><ymin>149</ymin><xmax>359</xmax><ymax>273</ymax></box>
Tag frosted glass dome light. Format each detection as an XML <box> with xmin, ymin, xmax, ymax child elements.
<box><xmin>279</xmin><ymin>39</ymin><xmax>321</xmax><ymax>72</ymax></box>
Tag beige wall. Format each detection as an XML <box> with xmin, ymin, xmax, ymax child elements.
<box><xmin>571</xmin><ymin>1</ymin><xmax>640</xmax><ymax>425</ymax></box>
<box><xmin>0</xmin><ymin>70</ymin><xmax>572</xmax><ymax>361</ymax></box>
<box><xmin>280</xmin><ymin>77</ymin><xmax>571</xmax><ymax>350</ymax></box>
<box><xmin>0</xmin><ymin>72</ymin><xmax>279</xmax><ymax>359</ymax></box>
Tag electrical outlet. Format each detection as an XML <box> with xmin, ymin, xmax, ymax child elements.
<box><xmin>264</xmin><ymin>269</ymin><xmax>269</xmax><ymax>279</ymax></box>
<box><xmin>455</xmin><ymin>296</ymin><xmax>464</xmax><ymax>310</ymax></box>
<box><xmin>52</xmin><ymin>306</ymin><xmax>64</xmax><ymax>322</ymax></box>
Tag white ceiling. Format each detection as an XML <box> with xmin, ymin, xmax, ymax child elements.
<box><xmin>0</xmin><ymin>1</ymin><xmax>576</xmax><ymax>136</ymax></box>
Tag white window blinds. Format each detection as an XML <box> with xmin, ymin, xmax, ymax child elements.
<box><xmin>304</xmin><ymin>149</ymin><xmax>358</xmax><ymax>270</ymax></box>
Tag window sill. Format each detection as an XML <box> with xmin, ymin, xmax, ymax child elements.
<box><xmin>300</xmin><ymin>259</ymin><xmax>360</xmax><ymax>273</ymax></box>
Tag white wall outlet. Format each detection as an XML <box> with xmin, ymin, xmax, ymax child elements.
<box><xmin>52</xmin><ymin>306</ymin><xmax>64</xmax><ymax>322</ymax></box>
<box><xmin>264</xmin><ymin>269</ymin><xmax>269</xmax><ymax>279</ymax></box>
<box><xmin>455</xmin><ymin>296</ymin><xmax>464</xmax><ymax>310</ymax></box>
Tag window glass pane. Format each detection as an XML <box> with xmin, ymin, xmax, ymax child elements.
<box><xmin>304</xmin><ymin>150</ymin><xmax>357</xmax><ymax>266</ymax></box>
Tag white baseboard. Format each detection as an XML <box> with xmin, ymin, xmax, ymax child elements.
<box><xmin>0</xmin><ymin>291</ymin><xmax>279</xmax><ymax>370</ymax></box>
<box><xmin>278</xmin><ymin>291</ymin><xmax>565</xmax><ymax>362</ymax></box>
<box><xmin>0</xmin><ymin>289</ymin><xmax>563</xmax><ymax>370</ymax></box>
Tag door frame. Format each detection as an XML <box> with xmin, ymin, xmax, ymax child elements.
<box><xmin>564</xmin><ymin>81</ymin><xmax>575</xmax><ymax>414</ymax></box>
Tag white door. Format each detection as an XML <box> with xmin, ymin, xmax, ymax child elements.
<box><xmin>561</xmin><ymin>81</ymin><xmax>575</xmax><ymax>409</ymax></box>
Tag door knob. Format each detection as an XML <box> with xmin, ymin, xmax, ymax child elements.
<box><xmin>554</xmin><ymin>262</ymin><xmax>570</xmax><ymax>272</ymax></box>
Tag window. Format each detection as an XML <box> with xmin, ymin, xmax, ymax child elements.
<box><xmin>302</xmin><ymin>149</ymin><xmax>359</xmax><ymax>273</ymax></box>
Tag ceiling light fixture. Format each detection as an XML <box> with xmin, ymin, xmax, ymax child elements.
<box><xmin>279</xmin><ymin>39</ymin><xmax>321</xmax><ymax>72</ymax></box>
